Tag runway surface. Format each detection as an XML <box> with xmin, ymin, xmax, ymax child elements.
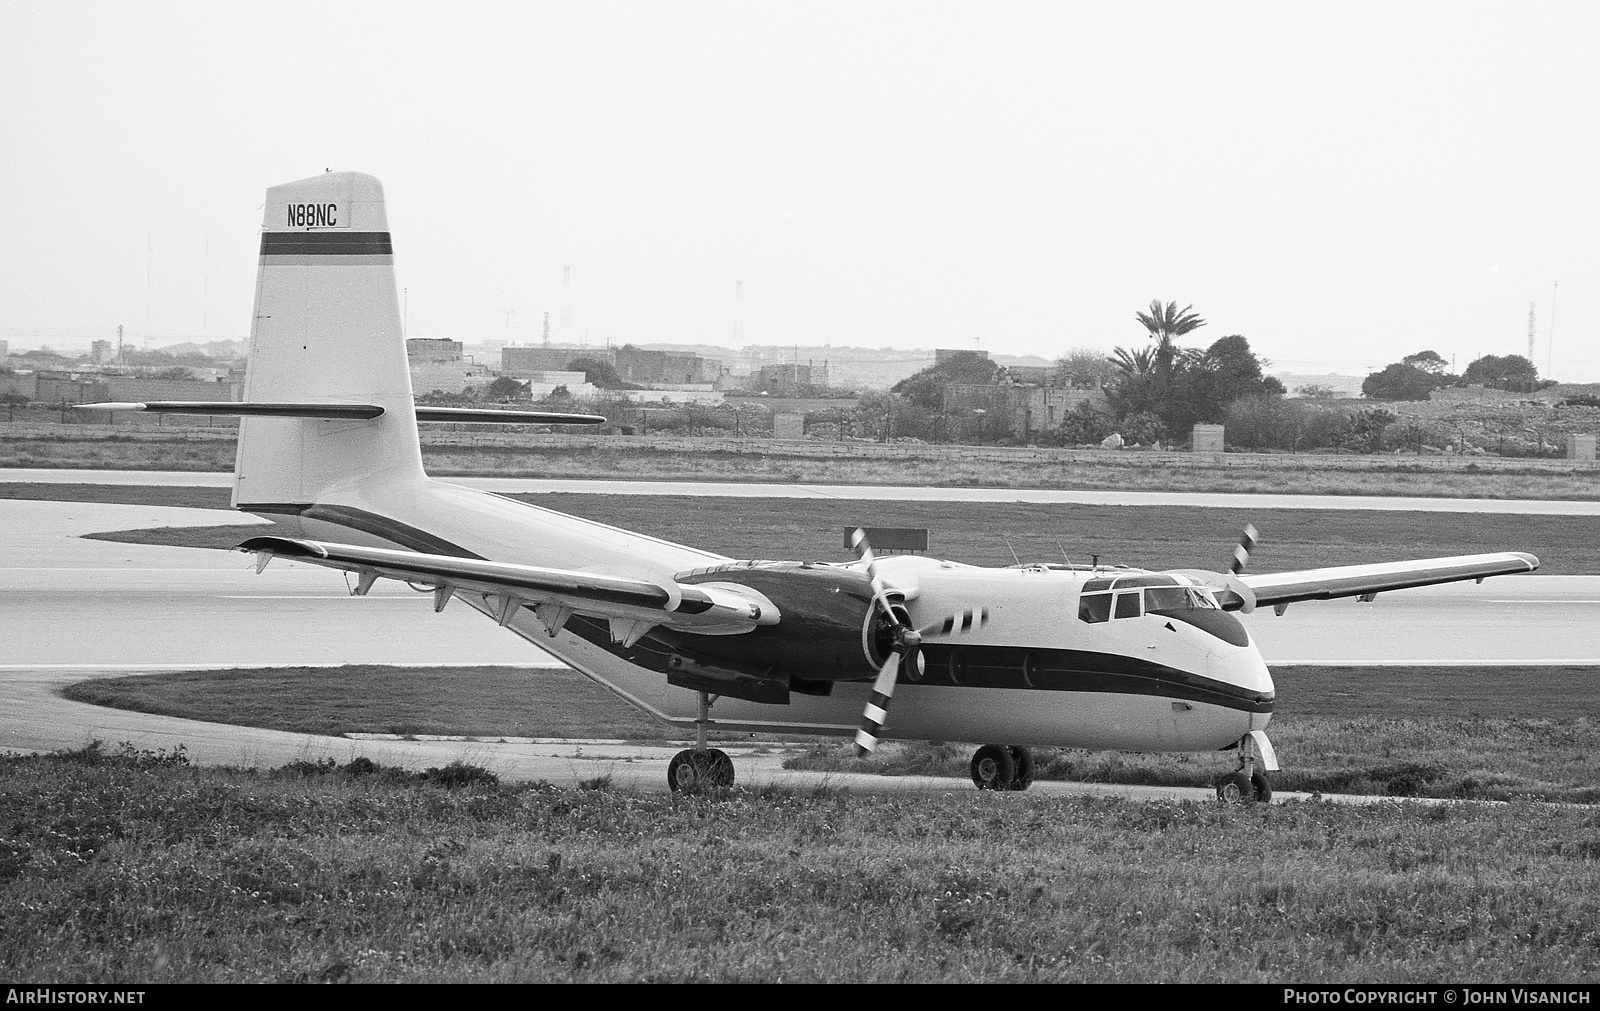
<box><xmin>3</xmin><ymin>495</ymin><xmax>1595</xmax><ymax>795</ymax></box>
<box><xmin>6</xmin><ymin>467</ymin><xmax>1600</xmax><ymax>514</ymax></box>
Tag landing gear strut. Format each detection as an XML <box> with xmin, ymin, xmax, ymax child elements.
<box><xmin>668</xmin><ymin>691</ymin><xmax>735</xmax><ymax>792</ymax></box>
<box><xmin>1215</xmin><ymin>731</ymin><xmax>1275</xmax><ymax>804</ymax></box>
<box><xmin>971</xmin><ymin>744</ymin><xmax>1034</xmax><ymax>791</ymax></box>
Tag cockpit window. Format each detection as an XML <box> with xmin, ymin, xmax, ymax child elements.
<box><xmin>1144</xmin><ymin>586</ymin><xmax>1221</xmax><ymax>611</ymax></box>
<box><xmin>1113</xmin><ymin>591</ymin><xmax>1141</xmax><ymax>619</ymax></box>
<box><xmin>1144</xmin><ymin>586</ymin><xmax>1190</xmax><ymax>612</ymax></box>
<box><xmin>1082</xmin><ymin>578</ymin><xmax>1115</xmax><ymax>593</ymax></box>
<box><xmin>1077</xmin><ymin>592</ymin><xmax>1111</xmax><ymax>623</ymax></box>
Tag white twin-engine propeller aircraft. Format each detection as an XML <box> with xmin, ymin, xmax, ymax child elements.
<box><xmin>87</xmin><ymin>172</ymin><xmax>1540</xmax><ymax>801</ymax></box>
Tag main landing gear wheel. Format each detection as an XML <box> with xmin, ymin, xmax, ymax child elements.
<box><xmin>668</xmin><ymin>748</ymin><xmax>735</xmax><ymax>792</ymax></box>
<box><xmin>1214</xmin><ymin>769</ymin><xmax>1271</xmax><ymax>804</ymax></box>
<box><xmin>1007</xmin><ymin>746</ymin><xmax>1035</xmax><ymax>792</ymax></box>
<box><xmin>970</xmin><ymin>744</ymin><xmax>1016</xmax><ymax>791</ymax></box>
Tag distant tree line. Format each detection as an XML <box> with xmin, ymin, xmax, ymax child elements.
<box><xmin>1362</xmin><ymin>349</ymin><xmax>1554</xmax><ymax>400</ymax></box>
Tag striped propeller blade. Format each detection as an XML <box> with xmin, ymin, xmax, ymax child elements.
<box><xmin>1228</xmin><ymin>524</ymin><xmax>1259</xmax><ymax>576</ymax></box>
<box><xmin>850</xmin><ymin>527</ymin><xmax>900</xmax><ymax>619</ymax></box>
<box><xmin>853</xmin><ymin>652</ymin><xmax>901</xmax><ymax>756</ymax></box>
<box><xmin>917</xmin><ymin>606</ymin><xmax>990</xmax><ymax>639</ymax></box>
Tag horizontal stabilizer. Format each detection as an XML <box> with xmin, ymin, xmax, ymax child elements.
<box><xmin>414</xmin><ymin>406</ymin><xmax>606</xmax><ymax>425</ymax></box>
<box><xmin>81</xmin><ymin>402</ymin><xmax>606</xmax><ymax>424</ymax></box>
<box><xmin>81</xmin><ymin>402</ymin><xmax>384</xmax><ymax>419</ymax></box>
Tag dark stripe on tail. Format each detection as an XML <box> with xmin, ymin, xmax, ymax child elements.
<box><xmin>260</xmin><ymin>231</ymin><xmax>393</xmax><ymax>256</ymax></box>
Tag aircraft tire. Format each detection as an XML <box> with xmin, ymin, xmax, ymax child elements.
<box><xmin>1250</xmin><ymin>770</ymin><xmax>1272</xmax><ymax>803</ymax></box>
<box><xmin>703</xmin><ymin>748</ymin><xmax>736</xmax><ymax>789</ymax></box>
<box><xmin>1215</xmin><ymin>770</ymin><xmax>1261</xmax><ymax>804</ymax></box>
<box><xmin>970</xmin><ymin>744</ymin><xmax>1016</xmax><ymax>791</ymax></box>
<box><xmin>667</xmin><ymin>749</ymin><xmax>736</xmax><ymax>793</ymax></box>
<box><xmin>667</xmin><ymin>750</ymin><xmax>698</xmax><ymax>792</ymax></box>
<box><xmin>1007</xmin><ymin>746</ymin><xmax>1035</xmax><ymax>791</ymax></box>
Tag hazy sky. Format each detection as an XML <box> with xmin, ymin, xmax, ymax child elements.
<box><xmin>2</xmin><ymin>1</ymin><xmax>1597</xmax><ymax>380</ymax></box>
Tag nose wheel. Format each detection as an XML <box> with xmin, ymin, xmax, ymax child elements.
<box><xmin>1214</xmin><ymin>768</ymin><xmax>1272</xmax><ymax>804</ymax></box>
<box><xmin>970</xmin><ymin>744</ymin><xmax>1035</xmax><ymax>791</ymax></box>
<box><xmin>1215</xmin><ymin>730</ymin><xmax>1277</xmax><ymax>804</ymax></box>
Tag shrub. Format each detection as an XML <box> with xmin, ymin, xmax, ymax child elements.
<box><xmin>422</xmin><ymin>761</ymin><xmax>499</xmax><ymax>789</ymax></box>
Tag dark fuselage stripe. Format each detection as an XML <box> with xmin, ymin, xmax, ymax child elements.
<box><xmin>259</xmin><ymin>231</ymin><xmax>393</xmax><ymax>256</ymax></box>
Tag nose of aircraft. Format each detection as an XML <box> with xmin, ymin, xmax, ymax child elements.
<box><xmin>1220</xmin><ymin>639</ymin><xmax>1275</xmax><ymax>731</ymax></box>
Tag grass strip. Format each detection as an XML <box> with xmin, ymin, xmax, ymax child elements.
<box><xmin>1</xmin><ymin>744</ymin><xmax>1598</xmax><ymax>982</ymax></box>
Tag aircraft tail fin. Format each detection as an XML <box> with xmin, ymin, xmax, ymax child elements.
<box><xmin>231</xmin><ymin>172</ymin><xmax>422</xmax><ymax>509</ymax></box>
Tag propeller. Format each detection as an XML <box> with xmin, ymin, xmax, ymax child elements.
<box><xmin>1172</xmin><ymin>523</ymin><xmax>1259</xmax><ymax>613</ymax></box>
<box><xmin>849</xmin><ymin>528</ymin><xmax>990</xmax><ymax>756</ymax></box>
<box><xmin>1229</xmin><ymin>523</ymin><xmax>1259</xmax><ymax>576</ymax></box>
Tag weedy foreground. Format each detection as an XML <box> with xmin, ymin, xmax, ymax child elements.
<box><xmin>2</xmin><ymin>744</ymin><xmax>1597</xmax><ymax>983</ymax></box>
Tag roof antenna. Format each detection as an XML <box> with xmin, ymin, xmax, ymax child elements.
<box><xmin>1056</xmin><ymin>538</ymin><xmax>1075</xmax><ymax>569</ymax></box>
<box><xmin>1003</xmin><ymin>535</ymin><xmax>1021</xmax><ymax>565</ymax></box>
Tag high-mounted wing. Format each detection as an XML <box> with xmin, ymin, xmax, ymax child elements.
<box><xmin>1238</xmin><ymin>551</ymin><xmax>1538</xmax><ymax>609</ymax></box>
<box><xmin>239</xmin><ymin>535</ymin><xmax>778</xmax><ymax>643</ymax></box>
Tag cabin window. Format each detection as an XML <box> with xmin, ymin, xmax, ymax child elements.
<box><xmin>1077</xmin><ymin>592</ymin><xmax>1112</xmax><ymax>623</ymax></box>
<box><xmin>1114</xmin><ymin>591</ymin><xmax>1142</xmax><ymax>619</ymax></box>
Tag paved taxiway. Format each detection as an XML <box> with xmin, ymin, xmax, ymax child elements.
<box><xmin>3</xmin><ymin>491</ymin><xmax>1596</xmax><ymax>795</ymax></box>
<box><xmin>8</xmin><ymin>467</ymin><xmax>1600</xmax><ymax>514</ymax></box>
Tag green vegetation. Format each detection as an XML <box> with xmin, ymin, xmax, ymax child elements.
<box><xmin>2</xmin><ymin>744</ymin><xmax>1598</xmax><ymax>982</ymax></box>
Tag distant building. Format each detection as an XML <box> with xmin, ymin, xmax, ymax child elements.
<box><xmin>941</xmin><ymin>383</ymin><xmax>1108</xmax><ymax>441</ymax></box>
<box><xmin>502</xmin><ymin>346</ymin><xmax>607</xmax><ymax>375</ymax></box>
<box><xmin>90</xmin><ymin>340</ymin><xmax>112</xmax><ymax>363</ymax></box>
<box><xmin>410</xmin><ymin>359</ymin><xmax>494</xmax><ymax>396</ymax></box>
<box><xmin>105</xmin><ymin>376</ymin><xmax>241</xmax><ymax>402</ymax></box>
<box><xmin>749</xmin><ymin>360</ymin><xmax>829</xmax><ymax>394</ymax></box>
<box><xmin>406</xmin><ymin>338</ymin><xmax>463</xmax><ymax>362</ymax></box>
<box><xmin>0</xmin><ymin>340</ymin><xmax>8</xmax><ymax>358</ymax></box>
<box><xmin>0</xmin><ymin>371</ymin><xmax>36</xmax><ymax>399</ymax></box>
<box><xmin>615</xmin><ymin>346</ymin><xmax>709</xmax><ymax>386</ymax></box>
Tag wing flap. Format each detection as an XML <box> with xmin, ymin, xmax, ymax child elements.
<box><xmin>1239</xmin><ymin>551</ymin><xmax>1539</xmax><ymax>607</ymax></box>
<box><xmin>238</xmin><ymin>536</ymin><xmax>777</xmax><ymax>633</ymax></box>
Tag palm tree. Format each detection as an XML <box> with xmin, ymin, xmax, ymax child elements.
<box><xmin>1109</xmin><ymin>345</ymin><xmax>1156</xmax><ymax>377</ymax></box>
<box><xmin>1135</xmin><ymin>300</ymin><xmax>1206</xmax><ymax>378</ymax></box>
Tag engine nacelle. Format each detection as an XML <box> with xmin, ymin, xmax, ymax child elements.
<box><xmin>664</xmin><ymin>561</ymin><xmax>887</xmax><ymax>681</ymax></box>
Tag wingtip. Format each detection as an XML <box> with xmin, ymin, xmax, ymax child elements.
<box><xmin>1514</xmin><ymin>551</ymin><xmax>1541</xmax><ymax>571</ymax></box>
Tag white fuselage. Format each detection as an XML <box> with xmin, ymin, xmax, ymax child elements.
<box><xmin>280</xmin><ymin>472</ymin><xmax>1274</xmax><ymax>753</ymax></box>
